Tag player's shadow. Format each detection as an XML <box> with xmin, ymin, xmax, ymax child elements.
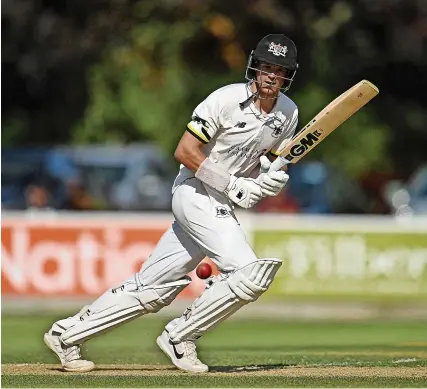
<box><xmin>49</xmin><ymin>364</ymin><xmax>294</xmax><ymax>374</ymax></box>
<box><xmin>210</xmin><ymin>363</ymin><xmax>295</xmax><ymax>373</ymax></box>
<box><xmin>49</xmin><ymin>366</ymin><xmax>178</xmax><ymax>372</ymax></box>
<box><xmin>94</xmin><ymin>366</ymin><xmax>178</xmax><ymax>372</ymax></box>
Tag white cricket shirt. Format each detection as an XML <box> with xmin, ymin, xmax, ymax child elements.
<box><xmin>173</xmin><ymin>82</ymin><xmax>298</xmax><ymax>190</ymax></box>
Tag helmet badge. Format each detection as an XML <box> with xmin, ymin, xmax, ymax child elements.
<box><xmin>268</xmin><ymin>42</ymin><xmax>288</xmax><ymax>57</ymax></box>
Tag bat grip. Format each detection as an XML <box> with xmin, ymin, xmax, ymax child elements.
<box><xmin>268</xmin><ymin>156</ymin><xmax>291</xmax><ymax>172</ymax></box>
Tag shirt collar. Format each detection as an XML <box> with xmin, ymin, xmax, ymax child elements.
<box><xmin>238</xmin><ymin>82</ymin><xmax>256</xmax><ymax>109</ymax></box>
<box><xmin>240</xmin><ymin>82</ymin><xmax>282</xmax><ymax>120</ymax></box>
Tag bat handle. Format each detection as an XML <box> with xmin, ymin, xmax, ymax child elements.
<box><xmin>268</xmin><ymin>156</ymin><xmax>291</xmax><ymax>172</ymax></box>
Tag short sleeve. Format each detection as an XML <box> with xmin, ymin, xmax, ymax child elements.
<box><xmin>269</xmin><ymin>108</ymin><xmax>298</xmax><ymax>157</ymax></box>
<box><xmin>186</xmin><ymin>91</ymin><xmax>222</xmax><ymax>144</ymax></box>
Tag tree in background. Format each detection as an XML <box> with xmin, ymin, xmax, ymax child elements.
<box><xmin>2</xmin><ymin>0</ymin><xmax>427</xmax><ymax>178</ymax></box>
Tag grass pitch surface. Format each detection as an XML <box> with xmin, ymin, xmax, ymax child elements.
<box><xmin>2</xmin><ymin>313</ymin><xmax>427</xmax><ymax>387</ymax></box>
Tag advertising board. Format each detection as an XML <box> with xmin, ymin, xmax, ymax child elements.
<box><xmin>2</xmin><ymin>213</ymin><xmax>426</xmax><ymax>301</ymax></box>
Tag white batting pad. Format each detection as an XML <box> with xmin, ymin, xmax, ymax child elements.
<box><xmin>60</xmin><ymin>275</ymin><xmax>191</xmax><ymax>346</ymax></box>
<box><xmin>167</xmin><ymin>258</ymin><xmax>281</xmax><ymax>342</ymax></box>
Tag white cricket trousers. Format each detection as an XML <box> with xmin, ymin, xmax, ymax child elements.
<box><xmin>137</xmin><ymin>177</ymin><xmax>258</xmax><ymax>285</ymax></box>
<box><xmin>52</xmin><ymin>178</ymin><xmax>264</xmax><ymax>348</ymax></box>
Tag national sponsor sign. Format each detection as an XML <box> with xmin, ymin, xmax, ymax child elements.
<box><xmin>2</xmin><ymin>213</ymin><xmax>426</xmax><ymax>301</ymax></box>
<box><xmin>1</xmin><ymin>215</ymin><xmax>210</xmax><ymax>297</ymax></box>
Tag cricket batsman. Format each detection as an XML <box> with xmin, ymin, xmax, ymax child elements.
<box><xmin>43</xmin><ymin>34</ymin><xmax>299</xmax><ymax>373</ymax></box>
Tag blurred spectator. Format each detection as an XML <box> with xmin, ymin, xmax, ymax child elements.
<box><xmin>383</xmin><ymin>163</ymin><xmax>427</xmax><ymax>216</ymax></box>
<box><xmin>62</xmin><ymin>178</ymin><xmax>98</xmax><ymax>211</ymax></box>
<box><xmin>25</xmin><ymin>184</ymin><xmax>52</xmax><ymax>210</ymax></box>
<box><xmin>359</xmin><ymin>171</ymin><xmax>397</xmax><ymax>214</ymax></box>
<box><xmin>6</xmin><ymin>145</ymin><xmax>423</xmax><ymax>215</ymax></box>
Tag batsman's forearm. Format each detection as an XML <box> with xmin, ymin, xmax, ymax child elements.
<box><xmin>175</xmin><ymin>131</ymin><xmax>232</xmax><ymax>193</ymax></box>
<box><xmin>174</xmin><ymin>138</ymin><xmax>207</xmax><ymax>172</ymax></box>
<box><xmin>176</xmin><ymin>150</ymin><xmax>206</xmax><ymax>172</ymax></box>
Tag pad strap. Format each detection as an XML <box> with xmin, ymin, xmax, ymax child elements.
<box><xmin>167</xmin><ymin>258</ymin><xmax>282</xmax><ymax>342</ymax></box>
<box><xmin>60</xmin><ymin>276</ymin><xmax>191</xmax><ymax>346</ymax></box>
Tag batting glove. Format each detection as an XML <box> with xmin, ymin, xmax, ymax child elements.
<box><xmin>225</xmin><ymin>176</ymin><xmax>263</xmax><ymax>209</ymax></box>
<box><xmin>257</xmin><ymin>156</ymin><xmax>289</xmax><ymax>197</ymax></box>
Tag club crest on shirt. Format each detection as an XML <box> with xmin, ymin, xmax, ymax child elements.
<box><xmin>268</xmin><ymin>111</ymin><xmax>288</xmax><ymax>138</ymax></box>
<box><xmin>215</xmin><ymin>206</ymin><xmax>231</xmax><ymax>218</ymax></box>
<box><xmin>271</xmin><ymin>124</ymin><xmax>284</xmax><ymax>138</ymax></box>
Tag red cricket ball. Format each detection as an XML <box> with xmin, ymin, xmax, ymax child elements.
<box><xmin>196</xmin><ymin>263</ymin><xmax>212</xmax><ymax>279</ymax></box>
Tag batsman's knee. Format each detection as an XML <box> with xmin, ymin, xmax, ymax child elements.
<box><xmin>139</xmin><ymin>277</ymin><xmax>192</xmax><ymax>313</ymax></box>
<box><xmin>227</xmin><ymin>258</ymin><xmax>282</xmax><ymax>302</ymax></box>
<box><xmin>167</xmin><ymin>258</ymin><xmax>281</xmax><ymax>343</ymax></box>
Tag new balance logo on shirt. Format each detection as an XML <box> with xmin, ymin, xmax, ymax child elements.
<box><xmin>235</xmin><ymin>122</ymin><xmax>247</xmax><ymax>128</ymax></box>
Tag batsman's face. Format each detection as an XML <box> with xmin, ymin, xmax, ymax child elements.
<box><xmin>256</xmin><ymin>62</ymin><xmax>287</xmax><ymax>97</ymax></box>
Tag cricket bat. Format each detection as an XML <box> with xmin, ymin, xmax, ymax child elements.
<box><xmin>268</xmin><ymin>79</ymin><xmax>379</xmax><ymax>172</ymax></box>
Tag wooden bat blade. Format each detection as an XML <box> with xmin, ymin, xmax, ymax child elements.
<box><xmin>269</xmin><ymin>80</ymin><xmax>379</xmax><ymax>172</ymax></box>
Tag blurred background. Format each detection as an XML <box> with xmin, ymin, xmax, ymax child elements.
<box><xmin>2</xmin><ymin>0</ymin><xmax>427</xmax><ymax>215</ymax></box>
<box><xmin>1</xmin><ymin>0</ymin><xmax>427</xmax><ymax>318</ymax></box>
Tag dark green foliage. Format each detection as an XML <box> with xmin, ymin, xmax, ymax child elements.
<box><xmin>2</xmin><ymin>0</ymin><xmax>426</xmax><ymax>176</ymax></box>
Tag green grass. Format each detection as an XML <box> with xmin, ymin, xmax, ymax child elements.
<box><xmin>3</xmin><ymin>375</ymin><xmax>427</xmax><ymax>388</ymax></box>
<box><xmin>2</xmin><ymin>313</ymin><xmax>427</xmax><ymax>387</ymax></box>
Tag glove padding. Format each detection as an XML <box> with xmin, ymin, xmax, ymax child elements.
<box><xmin>257</xmin><ymin>156</ymin><xmax>289</xmax><ymax>197</ymax></box>
<box><xmin>226</xmin><ymin>176</ymin><xmax>263</xmax><ymax>209</ymax></box>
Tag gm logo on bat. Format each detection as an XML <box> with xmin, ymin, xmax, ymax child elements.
<box><xmin>285</xmin><ymin>129</ymin><xmax>323</xmax><ymax>161</ymax></box>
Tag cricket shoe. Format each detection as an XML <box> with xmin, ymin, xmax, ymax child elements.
<box><xmin>44</xmin><ymin>318</ymin><xmax>94</xmax><ymax>372</ymax></box>
<box><xmin>156</xmin><ymin>330</ymin><xmax>208</xmax><ymax>373</ymax></box>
